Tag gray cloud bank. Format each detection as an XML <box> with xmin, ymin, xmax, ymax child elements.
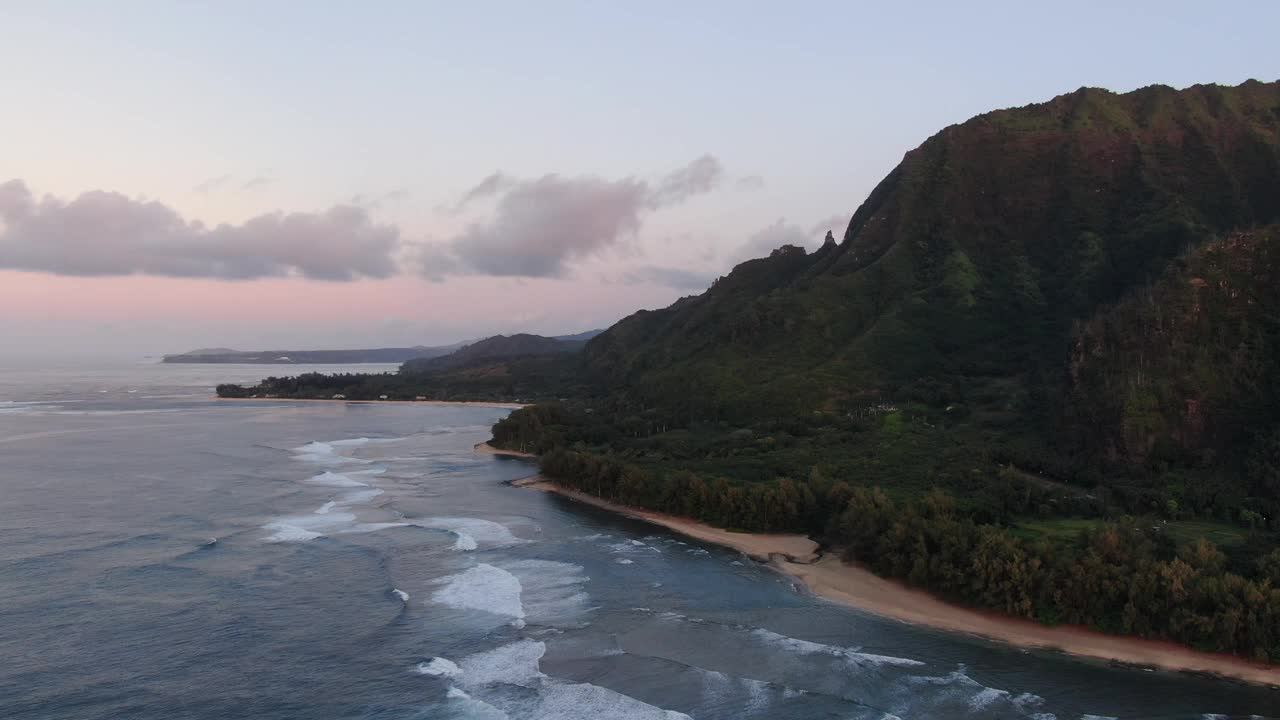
<box><xmin>0</xmin><ymin>156</ymin><xmax>756</xmax><ymax>288</ymax></box>
<box><xmin>0</xmin><ymin>180</ymin><xmax>399</xmax><ymax>280</ymax></box>
<box><xmin>426</xmin><ymin>154</ymin><xmax>724</xmax><ymax>279</ymax></box>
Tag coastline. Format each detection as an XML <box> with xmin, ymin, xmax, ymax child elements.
<box><xmin>505</xmin><ymin>469</ymin><xmax>1280</xmax><ymax>687</ymax></box>
<box><xmin>213</xmin><ymin>397</ymin><xmax>528</xmax><ymax>409</ymax></box>
<box><xmin>474</xmin><ymin>441</ymin><xmax>538</xmax><ymax>459</ymax></box>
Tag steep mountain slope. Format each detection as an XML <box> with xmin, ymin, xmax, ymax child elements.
<box><xmin>585</xmin><ymin>81</ymin><xmax>1280</xmax><ymax>428</ymax></box>
<box><xmin>490</xmin><ymin>82</ymin><xmax>1280</xmax><ymax>662</ymax></box>
<box><xmin>401</xmin><ymin>333</ymin><xmax>585</xmax><ymax>374</ymax></box>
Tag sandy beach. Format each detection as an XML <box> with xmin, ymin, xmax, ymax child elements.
<box><xmin>214</xmin><ymin>397</ymin><xmax>528</xmax><ymax>409</ymax></box>
<box><xmin>514</xmin><ymin>474</ymin><xmax>819</xmax><ymax>563</ymax></box>
<box><xmin>474</xmin><ymin>442</ymin><xmax>538</xmax><ymax>459</ymax></box>
<box><xmin>508</xmin><ymin>470</ymin><xmax>1280</xmax><ymax>687</ymax></box>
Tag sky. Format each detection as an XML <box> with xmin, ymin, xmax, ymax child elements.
<box><xmin>2</xmin><ymin>1</ymin><xmax>1277</xmax><ymax>357</ymax></box>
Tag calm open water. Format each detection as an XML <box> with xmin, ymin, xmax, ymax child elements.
<box><xmin>0</xmin><ymin>358</ymin><xmax>1276</xmax><ymax>719</ymax></box>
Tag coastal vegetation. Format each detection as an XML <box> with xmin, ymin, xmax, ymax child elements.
<box><xmin>220</xmin><ymin>80</ymin><xmax>1280</xmax><ymax>663</ymax></box>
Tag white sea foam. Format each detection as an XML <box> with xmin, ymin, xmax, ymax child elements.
<box><xmin>292</xmin><ymin>440</ymin><xmax>373</xmax><ymax>465</ymax></box>
<box><xmin>458</xmin><ymin>640</ymin><xmax>546</xmax><ymax>686</ymax></box>
<box><xmin>263</xmin><ymin>522</ymin><xmax>323</xmax><ymax>542</ymax></box>
<box><xmin>263</xmin><ymin>509</ymin><xmax>403</xmax><ymax>541</ymax></box>
<box><xmin>895</xmin><ymin>669</ymin><xmax>1045</xmax><ymax>717</ymax></box>
<box><xmin>329</xmin><ymin>438</ymin><xmax>372</xmax><ymax>447</ymax></box>
<box><xmin>514</xmin><ymin>681</ymin><xmax>693</xmax><ymax>720</ymax></box>
<box><xmin>304</xmin><ymin>471</ymin><xmax>367</xmax><ymax>487</ymax></box>
<box><xmin>343</xmin><ymin>522</ymin><xmax>407</xmax><ymax>534</ymax></box>
<box><xmin>263</xmin><ymin>512</ymin><xmax>357</xmax><ymax>542</ymax></box>
<box><xmin>433</xmin><ymin>564</ymin><xmax>525</xmax><ymax>620</ymax></box>
<box><xmin>608</xmin><ymin>541</ymin><xmax>662</xmax><ymax>555</ymax></box>
<box><xmin>392</xmin><ymin>588</ymin><xmax>410</xmax><ymax>602</ymax></box>
<box><xmin>415</xmin><ymin>517</ymin><xmax>526</xmax><ymax>551</ymax></box>
<box><xmin>305</xmin><ymin>468</ymin><xmax>368</xmax><ymax>484</ymax></box>
<box><xmin>416</xmin><ymin>657</ymin><xmax>462</xmax><ymax>677</ymax></box>
<box><xmin>443</xmin><ymin>686</ymin><xmax>511</xmax><ymax>720</ymax></box>
<box><xmin>316</xmin><ymin>501</ymin><xmax>337</xmax><ymax>514</ymax></box>
<box><xmin>502</xmin><ymin>559</ymin><xmax>591</xmax><ymax>627</ymax></box>
<box><xmin>616</xmin><ymin>558</ymin><xmax>634</xmax><ymax>564</ymax></box>
<box><xmin>750</xmin><ymin>628</ymin><xmax>925</xmax><ymax>667</ymax></box>
<box><xmin>453</xmin><ymin>641</ymin><xmax>692</xmax><ymax>720</ymax></box>
<box><xmin>339</xmin><ymin>488</ymin><xmax>384</xmax><ymax>505</ymax></box>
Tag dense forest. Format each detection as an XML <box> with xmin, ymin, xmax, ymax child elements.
<box><xmin>221</xmin><ymin>81</ymin><xmax>1280</xmax><ymax>661</ymax></box>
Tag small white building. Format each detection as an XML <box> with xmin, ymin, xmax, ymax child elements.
<box><xmin>332</xmin><ymin>394</ymin><xmax>346</xmax><ymax>400</ymax></box>
<box><xmin>379</xmin><ymin>394</ymin><xmax>389</xmax><ymax>400</ymax></box>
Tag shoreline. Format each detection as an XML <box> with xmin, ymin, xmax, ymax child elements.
<box><xmin>213</xmin><ymin>397</ymin><xmax>528</xmax><ymax>409</ymax></box>
<box><xmin>506</xmin><ymin>470</ymin><xmax>1280</xmax><ymax>687</ymax></box>
<box><xmin>474</xmin><ymin>442</ymin><xmax>538</xmax><ymax>459</ymax></box>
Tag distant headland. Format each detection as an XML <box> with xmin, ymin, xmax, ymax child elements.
<box><xmin>165</xmin><ymin>329</ymin><xmax>603</xmax><ymax>364</ymax></box>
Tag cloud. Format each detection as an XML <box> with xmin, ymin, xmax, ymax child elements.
<box><xmin>646</xmin><ymin>154</ymin><xmax>723</xmax><ymax>208</ymax></box>
<box><xmin>193</xmin><ymin>174</ymin><xmax>232</xmax><ymax>193</ymax></box>
<box><xmin>735</xmin><ymin>175</ymin><xmax>765</xmax><ymax>191</ymax></box>
<box><xmin>241</xmin><ymin>174</ymin><xmax>273</xmax><ymax>191</ymax></box>
<box><xmin>621</xmin><ymin>265</ymin><xmax>716</xmax><ymax>291</ymax></box>
<box><xmin>0</xmin><ymin>179</ymin><xmax>400</xmax><ymax>281</ymax></box>
<box><xmin>424</xmin><ymin>154</ymin><xmax>724</xmax><ymax>279</ymax></box>
<box><xmin>451</xmin><ymin>172</ymin><xmax>515</xmax><ymax>212</ymax></box>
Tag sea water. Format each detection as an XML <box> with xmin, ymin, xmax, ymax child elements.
<box><xmin>0</xmin><ymin>357</ymin><xmax>1276</xmax><ymax>719</ymax></box>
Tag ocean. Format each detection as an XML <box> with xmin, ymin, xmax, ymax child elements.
<box><xmin>0</xmin><ymin>358</ymin><xmax>1275</xmax><ymax>719</ymax></box>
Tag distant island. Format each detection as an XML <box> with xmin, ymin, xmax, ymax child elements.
<box><xmin>214</xmin><ymin>332</ymin><xmax>593</xmax><ymax>401</ymax></box>
<box><xmin>219</xmin><ymin>80</ymin><xmax>1280</xmax><ymax>676</ymax></box>
<box><xmin>168</xmin><ymin>330</ymin><xmax>603</xmax><ymax>364</ymax></box>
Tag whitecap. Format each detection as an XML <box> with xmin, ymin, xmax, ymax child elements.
<box><xmin>608</xmin><ymin>541</ymin><xmax>662</xmax><ymax>555</ymax></box>
<box><xmin>443</xmin><ymin>686</ymin><xmax>512</xmax><ymax>720</ymax></box>
<box><xmin>263</xmin><ymin>512</ymin><xmax>357</xmax><ymax>542</ymax></box>
<box><xmin>458</xmin><ymin>639</ymin><xmax>545</xmax><ymax>687</ymax></box>
<box><xmin>454</xmin><ymin>641</ymin><xmax>692</xmax><ymax>720</ymax></box>
<box><xmin>415</xmin><ymin>517</ymin><xmax>527</xmax><ymax>551</ymax></box>
<box><xmin>502</xmin><ymin>559</ymin><xmax>591</xmax><ymax>627</ymax></box>
<box><xmin>616</xmin><ymin>558</ymin><xmax>634</xmax><ymax>565</ymax></box>
<box><xmin>393</xmin><ymin>588</ymin><xmax>410</xmax><ymax>602</ymax></box>
<box><xmin>895</xmin><ymin>669</ymin><xmax>1045</xmax><ymax>717</ymax></box>
<box><xmin>432</xmin><ymin>564</ymin><xmax>525</xmax><ymax>620</ymax></box>
<box><xmin>750</xmin><ymin>628</ymin><xmax>925</xmax><ymax>667</ymax></box>
<box><xmin>342</xmin><ymin>522</ymin><xmax>407</xmax><ymax>534</ymax></box>
<box><xmin>304</xmin><ymin>471</ymin><xmax>367</xmax><ymax>488</ymax></box>
<box><xmin>329</xmin><ymin>438</ymin><xmax>372</xmax><ymax>447</ymax></box>
<box><xmin>339</xmin><ymin>488</ymin><xmax>384</xmax><ymax>505</ymax></box>
<box><xmin>316</xmin><ymin>501</ymin><xmax>337</xmax><ymax>514</ymax></box>
<box><xmin>416</xmin><ymin>657</ymin><xmax>462</xmax><ymax>677</ymax></box>
<box><xmin>292</xmin><ymin>440</ymin><xmax>372</xmax><ymax>465</ymax></box>
<box><xmin>263</xmin><ymin>523</ymin><xmax>322</xmax><ymax>542</ymax></box>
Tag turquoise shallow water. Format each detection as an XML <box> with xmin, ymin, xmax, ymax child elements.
<box><xmin>0</xmin><ymin>359</ymin><xmax>1276</xmax><ymax>719</ymax></box>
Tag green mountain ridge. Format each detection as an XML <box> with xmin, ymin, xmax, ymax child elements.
<box><xmin>586</xmin><ymin>80</ymin><xmax>1280</xmax><ymax>424</ymax></box>
<box><xmin>489</xmin><ymin>80</ymin><xmax>1280</xmax><ymax>663</ymax></box>
<box><xmin>220</xmin><ymin>80</ymin><xmax>1280</xmax><ymax>663</ymax></box>
<box><xmin>401</xmin><ymin>333</ymin><xmax>587</xmax><ymax>374</ymax></box>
